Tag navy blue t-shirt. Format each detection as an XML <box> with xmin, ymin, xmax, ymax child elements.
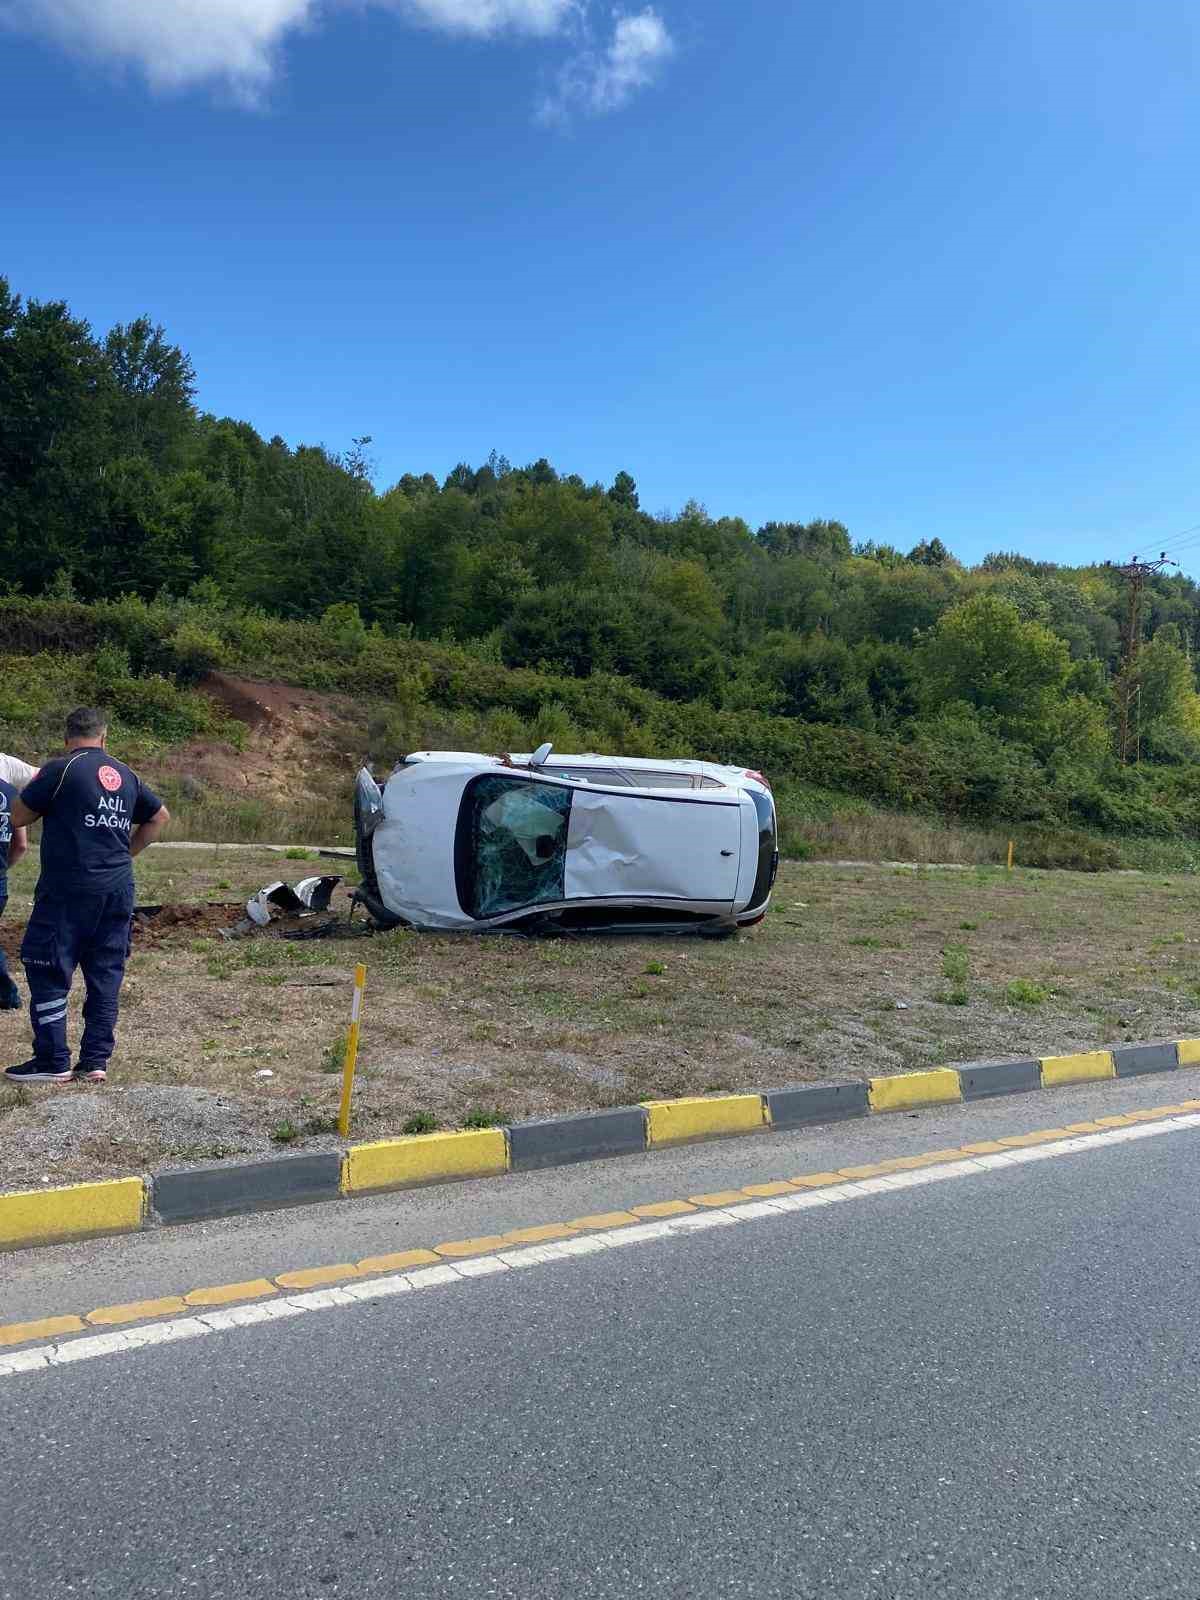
<box><xmin>0</xmin><ymin>776</ymin><xmax>16</xmax><ymax>891</ymax></box>
<box><xmin>20</xmin><ymin>748</ymin><xmax>163</xmax><ymax>895</ymax></box>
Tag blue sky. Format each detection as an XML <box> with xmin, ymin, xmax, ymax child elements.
<box><xmin>3</xmin><ymin>0</ymin><xmax>1200</xmax><ymax>570</ymax></box>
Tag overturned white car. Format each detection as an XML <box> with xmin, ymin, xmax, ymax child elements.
<box><xmin>353</xmin><ymin>747</ymin><xmax>778</xmax><ymax>935</ymax></box>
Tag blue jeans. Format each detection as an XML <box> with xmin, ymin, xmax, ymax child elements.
<box><xmin>20</xmin><ymin>884</ymin><xmax>135</xmax><ymax>1070</ymax></box>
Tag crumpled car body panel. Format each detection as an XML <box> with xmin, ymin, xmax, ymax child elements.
<box><xmin>564</xmin><ymin>788</ymin><xmax>741</xmax><ymax>903</ymax></box>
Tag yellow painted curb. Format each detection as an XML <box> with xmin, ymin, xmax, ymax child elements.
<box><xmin>867</xmin><ymin>1068</ymin><xmax>962</xmax><ymax>1114</ymax></box>
<box><xmin>0</xmin><ymin>1176</ymin><xmax>145</xmax><ymax>1252</ymax></box>
<box><xmin>631</xmin><ymin>1200</ymin><xmax>698</xmax><ymax>1218</ymax></box>
<box><xmin>1176</xmin><ymin>1039</ymin><xmax>1200</xmax><ymax>1065</ymax></box>
<box><xmin>343</xmin><ymin>1129</ymin><xmax>509</xmax><ymax>1194</ymax></box>
<box><xmin>1040</xmin><ymin>1050</ymin><xmax>1114</xmax><ymax>1087</ymax></box>
<box><xmin>645</xmin><ymin>1094</ymin><xmax>767</xmax><ymax>1147</ymax></box>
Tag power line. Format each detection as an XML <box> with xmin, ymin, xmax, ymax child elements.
<box><xmin>1132</xmin><ymin>521</ymin><xmax>1200</xmax><ymax>562</ymax></box>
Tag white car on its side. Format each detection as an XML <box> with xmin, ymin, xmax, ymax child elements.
<box><xmin>353</xmin><ymin>746</ymin><xmax>779</xmax><ymax>935</ymax></box>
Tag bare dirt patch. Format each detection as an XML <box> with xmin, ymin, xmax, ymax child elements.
<box><xmin>1</xmin><ymin>853</ymin><xmax>1198</xmax><ymax>1191</ymax></box>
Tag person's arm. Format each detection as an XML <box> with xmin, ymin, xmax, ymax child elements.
<box><xmin>130</xmin><ymin>804</ymin><xmax>170</xmax><ymax>858</ymax></box>
<box><xmin>7</xmin><ymin>825</ymin><xmax>28</xmax><ymax>868</ymax></box>
<box><xmin>10</xmin><ymin>799</ymin><xmax>39</xmax><ymax>830</ymax></box>
<box><xmin>14</xmin><ymin>761</ymin><xmax>60</xmax><ymax>832</ymax></box>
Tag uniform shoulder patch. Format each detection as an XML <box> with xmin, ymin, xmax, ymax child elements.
<box><xmin>98</xmin><ymin>765</ymin><xmax>123</xmax><ymax>792</ymax></box>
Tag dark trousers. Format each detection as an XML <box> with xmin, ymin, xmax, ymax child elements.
<box><xmin>20</xmin><ymin>884</ymin><xmax>135</xmax><ymax>1070</ymax></box>
<box><xmin>0</xmin><ymin>886</ymin><xmax>18</xmax><ymax>1008</ymax></box>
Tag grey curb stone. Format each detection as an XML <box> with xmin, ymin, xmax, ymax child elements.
<box><xmin>1112</xmin><ymin>1041</ymin><xmax>1179</xmax><ymax>1078</ymax></box>
<box><xmin>765</xmin><ymin>1082</ymin><xmax>869</xmax><ymax>1129</ymax></box>
<box><xmin>959</xmin><ymin>1058</ymin><xmax>1042</xmax><ymax>1100</ymax></box>
<box><xmin>508</xmin><ymin>1107</ymin><xmax>648</xmax><ymax>1172</ymax></box>
<box><xmin>152</xmin><ymin>1152</ymin><xmax>344</xmax><ymax>1224</ymax></box>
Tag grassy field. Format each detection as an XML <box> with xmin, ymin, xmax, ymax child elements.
<box><xmin>1</xmin><ymin>846</ymin><xmax>1199</xmax><ymax>1190</ymax></box>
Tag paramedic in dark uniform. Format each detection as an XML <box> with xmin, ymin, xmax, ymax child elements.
<box><xmin>0</xmin><ymin>775</ymin><xmax>29</xmax><ymax>1010</ymax></box>
<box><xmin>4</xmin><ymin>708</ymin><xmax>170</xmax><ymax>1085</ymax></box>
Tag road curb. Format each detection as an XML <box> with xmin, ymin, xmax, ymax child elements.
<box><xmin>2</xmin><ymin>1035</ymin><xmax>1198</xmax><ymax>1253</ymax></box>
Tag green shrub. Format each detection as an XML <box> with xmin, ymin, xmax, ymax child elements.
<box><xmin>1014</xmin><ymin>829</ymin><xmax>1120</xmax><ymax>872</ymax></box>
<box><xmin>1005</xmin><ymin>978</ymin><xmax>1050</xmax><ymax>1006</ymax></box>
<box><xmin>169</xmin><ymin>622</ymin><xmax>226</xmax><ymax>680</ymax></box>
<box><xmin>461</xmin><ymin>1107</ymin><xmax>507</xmax><ymax>1129</ymax></box>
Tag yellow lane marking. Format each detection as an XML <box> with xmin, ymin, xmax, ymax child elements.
<box><xmin>276</xmin><ymin>1265</ymin><xmax>361</xmax><ymax>1290</ymax></box>
<box><xmin>183</xmin><ymin>1279</ymin><xmax>278</xmax><ymax>1308</ymax></box>
<box><xmin>502</xmin><ymin>1223</ymin><xmax>579</xmax><ymax>1244</ymax></box>
<box><xmin>86</xmin><ymin>1297</ymin><xmax>186</xmax><ymax>1327</ymax></box>
<box><xmin>7</xmin><ymin>1101</ymin><xmax>1200</xmax><ymax>1355</ymax></box>
<box><xmin>357</xmin><ymin>1249</ymin><xmax>439</xmax><ymax>1273</ymax></box>
<box><xmin>689</xmin><ymin>1190</ymin><xmax>749</xmax><ymax>1208</ymax></box>
<box><xmin>0</xmin><ymin>1315</ymin><xmax>85</xmax><ymax>1347</ymax></box>
<box><xmin>435</xmin><ymin>1236</ymin><xmax>509</xmax><ymax>1259</ymax></box>
<box><xmin>569</xmin><ymin>1211</ymin><xmax>639</xmax><ymax>1231</ymax></box>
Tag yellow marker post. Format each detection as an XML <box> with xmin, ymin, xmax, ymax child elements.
<box><xmin>338</xmin><ymin>963</ymin><xmax>367</xmax><ymax>1138</ymax></box>
<box><xmin>1007</xmin><ymin>839</ymin><xmax>1014</xmax><ymax>872</ymax></box>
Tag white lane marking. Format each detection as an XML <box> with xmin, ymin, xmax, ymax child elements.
<box><xmin>5</xmin><ymin>1110</ymin><xmax>1200</xmax><ymax>1382</ymax></box>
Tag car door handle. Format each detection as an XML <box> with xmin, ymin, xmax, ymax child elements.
<box><xmin>720</xmin><ymin>850</ymin><xmax>734</xmax><ymax>856</ymax></box>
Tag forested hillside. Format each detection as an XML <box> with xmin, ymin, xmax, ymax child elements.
<box><xmin>5</xmin><ymin>276</ymin><xmax>1200</xmax><ymax>862</ymax></box>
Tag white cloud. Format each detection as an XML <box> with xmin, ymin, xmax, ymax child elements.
<box><xmin>589</xmin><ymin>8</ymin><xmax>672</xmax><ymax>111</ymax></box>
<box><xmin>538</xmin><ymin>7</ymin><xmax>673</xmax><ymax>123</ymax></box>
<box><xmin>0</xmin><ymin>0</ymin><xmax>317</xmax><ymax>95</ymax></box>
<box><xmin>396</xmin><ymin>0</ymin><xmax>573</xmax><ymax>36</ymax></box>
<box><xmin>0</xmin><ymin>0</ymin><xmax>580</xmax><ymax>98</ymax></box>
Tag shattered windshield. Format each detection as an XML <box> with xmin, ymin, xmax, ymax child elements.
<box><xmin>455</xmin><ymin>774</ymin><xmax>573</xmax><ymax>919</ymax></box>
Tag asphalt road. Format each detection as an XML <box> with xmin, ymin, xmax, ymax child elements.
<box><xmin>4</xmin><ymin>1077</ymin><xmax>1200</xmax><ymax>1598</ymax></box>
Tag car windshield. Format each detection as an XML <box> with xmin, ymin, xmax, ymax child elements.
<box><xmin>455</xmin><ymin>774</ymin><xmax>573</xmax><ymax>919</ymax></box>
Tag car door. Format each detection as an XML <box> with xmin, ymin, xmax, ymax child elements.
<box><xmin>563</xmin><ymin>788</ymin><xmax>743</xmax><ymax>905</ymax></box>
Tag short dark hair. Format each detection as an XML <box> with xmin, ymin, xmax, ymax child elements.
<box><xmin>65</xmin><ymin>706</ymin><xmax>109</xmax><ymax>740</ymax></box>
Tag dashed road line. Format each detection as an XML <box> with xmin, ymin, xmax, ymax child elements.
<box><xmin>3</xmin><ymin>1103</ymin><xmax>1200</xmax><ymax>1379</ymax></box>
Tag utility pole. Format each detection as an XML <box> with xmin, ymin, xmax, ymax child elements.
<box><xmin>1106</xmin><ymin>553</ymin><xmax>1176</xmax><ymax>764</ymax></box>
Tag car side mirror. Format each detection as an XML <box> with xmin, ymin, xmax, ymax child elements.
<box><xmin>530</xmin><ymin>742</ymin><xmax>554</xmax><ymax>766</ymax></box>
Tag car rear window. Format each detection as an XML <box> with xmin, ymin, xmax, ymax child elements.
<box><xmin>455</xmin><ymin>775</ymin><xmax>573</xmax><ymax>920</ymax></box>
